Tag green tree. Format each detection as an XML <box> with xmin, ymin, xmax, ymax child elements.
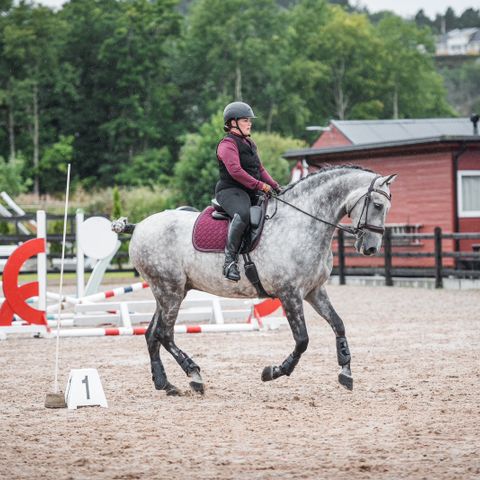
<box><xmin>39</xmin><ymin>135</ymin><xmax>74</xmax><ymax>192</ymax></box>
<box><xmin>317</xmin><ymin>6</ymin><xmax>385</xmax><ymax>119</ymax></box>
<box><xmin>459</xmin><ymin>9</ymin><xmax>480</xmax><ymax>29</ymax></box>
<box><xmin>414</xmin><ymin>9</ymin><xmax>433</xmax><ymax>30</ymax></box>
<box><xmin>174</xmin><ymin>112</ymin><xmax>222</xmax><ymax>208</ymax></box>
<box><xmin>114</xmin><ymin>147</ymin><xmax>173</xmax><ymax>187</ymax></box>
<box><xmin>2</xmin><ymin>1</ymin><xmax>66</xmax><ymax>194</ymax></box>
<box><xmin>97</xmin><ymin>0</ymin><xmax>181</xmax><ymax>180</ymax></box>
<box><xmin>0</xmin><ymin>155</ymin><xmax>28</xmax><ymax>195</ymax></box>
<box><xmin>281</xmin><ymin>0</ymin><xmax>331</xmax><ymax>133</ymax></box>
<box><xmin>59</xmin><ymin>0</ymin><xmax>182</xmax><ymax>188</ymax></box>
<box><xmin>58</xmin><ymin>0</ymin><xmax>121</xmax><ymax>187</ymax></box>
<box><xmin>253</xmin><ymin>132</ymin><xmax>306</xmax><ymax>185</ymax></box>
<box><xmin>177</xmin><ymin>0</ymin><xmax>286</xmax><ymax>132</ymax></box>
<box><xmin>376</xmin><ymin>15</ymin><xmax>454</xmax><ymax>118</ymax></box>
<box><xmin>441</xmin><ymin>61</ymin><xmax>480</xmax><ymax>115</ymax></box>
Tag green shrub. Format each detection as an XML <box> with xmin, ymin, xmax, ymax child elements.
<box><xmin>39</xmin><ymin>135</ymin><xmax>74</xmax><ymax>193</ymax></box>
<box><xmin>114</xmin><ymin>147</ymin><xmax>173</xmax><ymax>187</ymax></box>
<box><xmin>174</xmin><ymin>112</ymin><xmax>222</xmax><ymax>209</ymax></box>
<box><xmin>112</xmin><ymin>186</ymin><xmax>122</xmax><ymax>219</ymax></box>
<box><xmin>0</xmin><ymin>156</ymin><xmax>29</xmax><ymax>195</ymax></box>
<box><xmin>80</xmin><ymin>186</ymin><xmax>175</xmax><ymax>223</ymax></box>
<box><xmin>252</xmin><ymin>132</ymin><xmax>307</xmax><ymax>185</ymax></box>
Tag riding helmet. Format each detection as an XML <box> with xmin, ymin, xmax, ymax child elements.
<box><xmin>223</xmin><ymin>102</ymin><xmax>256</xmax><ymax>123</ymax></box>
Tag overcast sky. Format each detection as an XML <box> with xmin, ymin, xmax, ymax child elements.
<box><xmin>32</xmin><ymin>0</ymin><xmax>479</xmax><ymax>19</ymax></box>
<box><xmin>356</xmin><ymin>1</ymin><xmax>478</xmax><ymax>18</ymax></box>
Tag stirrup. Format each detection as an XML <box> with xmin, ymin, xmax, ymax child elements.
<box><xmin>224</xmin><ymin>261</ymin><xmax>240</xmax><ymax>282</ymax></box>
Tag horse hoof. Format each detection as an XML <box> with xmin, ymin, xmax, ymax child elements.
<box><xmin>338</xmin><ymin>372</ymin><xmax>353</xmax><ymax>391</ymax></box>
<box><xmin>261</xmin><ymin>366</ymin><xmax>274</xmax><ymax>382</ymax></box>
<box><xmin>154</xmin><ymin>378</ymin><xmax>168</xmax><ymax>391</ymax></box>
<box><xmin>165</xmin><ymin>382</ymin><xmax>181</xmax><ymax>396</ymax></box>
<box><xmin>189</xmin><ymin>381</ymin><xmax>205</xmax><ymax>394</ymax></box>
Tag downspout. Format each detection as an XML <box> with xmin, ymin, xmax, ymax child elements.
<box><xmin>452</xmin><ymin>143</ymin><xmax>467</xmax><ymax>263</ymax></box>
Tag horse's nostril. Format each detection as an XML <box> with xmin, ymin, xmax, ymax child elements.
<box><xmin>365</xmin><ymin>247</ymin><xmax>377</xmax><ymax>255</ymax></box>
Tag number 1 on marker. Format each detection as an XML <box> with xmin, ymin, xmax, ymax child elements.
<box><xmin>81</xmin><ymin>375</ymin><xmax>90</xmax><ymax>399</ymax></box>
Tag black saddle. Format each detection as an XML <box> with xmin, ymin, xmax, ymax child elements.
<box><xmin>211</xmin><ymin>196</ymin><xmax>268</xmax><ymax>254</ymax></box>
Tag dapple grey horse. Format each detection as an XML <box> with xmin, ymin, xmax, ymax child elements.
<box><xmin>121</xmin><ymin>166</ymin><xmax>396</xmax><ymax>396</ymax></box>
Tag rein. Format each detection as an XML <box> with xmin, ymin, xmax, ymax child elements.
<box><xmin>268</xmin><ymin>195</ymin><xmax>357</xmax><ymax>235</ymax></box>
<box><xmin>268</xmin><ymin>176</ymin><xmax>391</xmax><ymax>236</ymax></box>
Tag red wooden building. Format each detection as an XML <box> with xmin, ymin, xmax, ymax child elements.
<box><xmin>284</xmin><ymin>118</ymin><xmax>480</xmax><ymax>269</ymax></box>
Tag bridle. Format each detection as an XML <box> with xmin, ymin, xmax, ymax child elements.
<box><xmin>346</xmin><ymin>176</ymin><xmax>392</xmax><ymax>235</ymax></box>
<box><xmin>268</xmin><ymin>176</ymin><xmax>391</xmax><ymax>237</ymax></box>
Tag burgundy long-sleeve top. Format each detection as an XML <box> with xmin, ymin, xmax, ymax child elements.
<box><xmin>216</xmin><ymin>134</ymin><xmax>279</xmax><ymax>191</ymax></box>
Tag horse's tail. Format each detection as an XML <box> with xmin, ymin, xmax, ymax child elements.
<box><xmin>111</xmin><ymin>217</ymin><xmax>136</xmax><ymax>234</ymax></box>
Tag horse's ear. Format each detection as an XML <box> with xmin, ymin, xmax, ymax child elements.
<box><xmin>379</xmin><ymin>174</ymin><xmax>397</xmax><ymax>187</ymax></box>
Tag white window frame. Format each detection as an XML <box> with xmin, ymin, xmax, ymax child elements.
<box><xmin>458</xmin><ymin>170</ymin><xmax>480</xmax><ymax>218</ymax></box>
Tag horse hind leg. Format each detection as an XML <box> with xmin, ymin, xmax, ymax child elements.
<box><xmin>145</xmin><ymin>305</ymin><xmax>181</xmax><ymax>396</ymax></box>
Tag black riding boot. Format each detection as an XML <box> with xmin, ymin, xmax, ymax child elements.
<box><xmin>223</xmin><ymin>214</ymin><xmax>247</xmax><ymax>282</ymax></box>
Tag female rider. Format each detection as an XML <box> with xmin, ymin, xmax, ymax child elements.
<box><xmin>215</xmin><ymin>101</ymin><xmax>281</xmax><ymax>282</ymax></box>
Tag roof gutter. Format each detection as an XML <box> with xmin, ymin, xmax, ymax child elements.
<box><xmin>283</xmin><ymin>136</ymin><xmax>479</xmax><ymax>161</ymax></box>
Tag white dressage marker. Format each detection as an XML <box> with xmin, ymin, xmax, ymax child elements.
<box><xmin>65</xmin><ymin>368</ymin><xmax>108</xmax><ymax>409</ymax></box>
<box><xmin>77</xmin><ymin>216</ymin><xmax>118</xmax><ymax>260</ymax></box>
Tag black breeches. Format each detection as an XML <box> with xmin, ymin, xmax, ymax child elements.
<box><xmin>216</xmin><ymin>188</ymin><xmax>253</xmax><ymax>225</ymax></box>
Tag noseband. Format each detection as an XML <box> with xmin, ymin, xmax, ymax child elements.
<box><xmin>346</xmin><ymin>176</ymin><xmax>391</xmax><ymax>235</ymax></box>
<box><xmin>270</xmin><ymin>175</ymin><xmax>391</xmax><ymax>237</ymax></box>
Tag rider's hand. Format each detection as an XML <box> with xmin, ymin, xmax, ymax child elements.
<box><xmin>273</xmin><ymin>185</ymin><xmax>283</xmax><ymax>195</ymax></box>
<box><xmin>261</xmin><ymin>183</ymin><xmax>273</xmax><ymax>196</ymax></box>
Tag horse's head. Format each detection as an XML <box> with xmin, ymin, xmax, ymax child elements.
<box><xmin>346</xmin><ymin>174</ymin><xmax>397</xmax><ymax>256</ymax></box>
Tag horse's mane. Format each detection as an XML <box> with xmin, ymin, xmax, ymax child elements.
<box><xmin>281</xmin><ymin>164</ymin><xmax>375</xmax><ymax>195</ymax></box>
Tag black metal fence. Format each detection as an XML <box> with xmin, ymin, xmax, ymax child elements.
<box><xmin>335</xmin><ymin>228</ymin><xmax>480</xmax><ymax>288</ymax></box>
<box><xmin>1</xmin><ymin>214</ymin><xmax>479</xmax><ymax>287</ymax></box>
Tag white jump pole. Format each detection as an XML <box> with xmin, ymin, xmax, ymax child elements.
<box><xmin>36</xmin><ymin>211</ymin><xmax>47</xmax><ymax>314</ymax></box>
<box><xmin>45</xmin><ymin>281</ymin><xmax>150</xmax><ymax>313</ymax></box>
<box><xmin>75</xmin><ymin>209</ymin><xmax>85</xmax><ymax>298</ymax></box>
<box><xmin>45</xmin><ymin>163</ymin><xmax>71</xmax><ymax>409</ymax></box>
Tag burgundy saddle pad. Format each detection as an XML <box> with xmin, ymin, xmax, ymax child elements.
<box><xmin>192</xmin><ymin>206</ymin><xmax>228</xmax><ymax>252</ymax></box>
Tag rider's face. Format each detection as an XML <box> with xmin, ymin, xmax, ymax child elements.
<box><xmin>234</xmin><ymin>117</ymin><xmax>252</xmax><ymax>135</ymax></box>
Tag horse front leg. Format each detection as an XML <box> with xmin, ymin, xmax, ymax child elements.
<box><xmin>261</xmin><ymin>293</ymin><xmax>309</xmax><ymax>382</ymax></box>
<box><xmin>160</xmin><ymin>327</ymin><xmax>204</xmax><ymax>395</ymax></box>
<box><xmin>306</xmin><ymin>286</ymin><xmax>353</xmax><ymax>391</ymax></box>
<box><xmin>148</xmin><ymin>283</ymin><xmax>204</xmax><ymax>395</ymax></box>
<box><xmin>155</xmin><ymin>291</ymin><xmax>204</xmax><ymax>395</ymax></box>
<box><xmin>145</xmin><ymin>306</ymin><xmax>181</xmax><ymax>396</ymax></box>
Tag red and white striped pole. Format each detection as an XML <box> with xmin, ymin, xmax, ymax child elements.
<box><xmin>46</xmin><ymin>281</ymin><xmax>150</xmax><ymax>312</ymax></box>
<box><xmin>51</xmin><ymin>323</ymin><xmax>259</xmax><ymax>338</ymax></box>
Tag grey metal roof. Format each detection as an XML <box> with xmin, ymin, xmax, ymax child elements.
<box><xmin>331</xmin><ymin>118</ymin><xmax>474</xmax><ymax>145</ymax></box>
<box><xmin>283</xmin><ymin>135</ymin><xmax>480</xmax><ymax>159</ymax></box>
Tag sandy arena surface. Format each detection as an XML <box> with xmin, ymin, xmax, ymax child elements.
<box><xmin>0</xmin><ymin>284</ymin><xmax>479</xmax><ymax>480</ymax></box>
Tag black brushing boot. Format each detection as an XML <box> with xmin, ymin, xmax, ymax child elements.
<box><xmin>223</xmin><ymin>214</ymin><xmax>247</xmax><ymax>282</ymax></box>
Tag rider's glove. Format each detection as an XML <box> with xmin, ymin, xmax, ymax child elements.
<box><xmin>273</xmin><ymin>184</ymin><xmax>283</xmax><ymax>195</ymax></box>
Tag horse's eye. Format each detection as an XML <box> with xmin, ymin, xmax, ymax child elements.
<box><xmin>373</xmin><ymin>203</ymin><xmax>383</xmax><ymax>210</ymax></box>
